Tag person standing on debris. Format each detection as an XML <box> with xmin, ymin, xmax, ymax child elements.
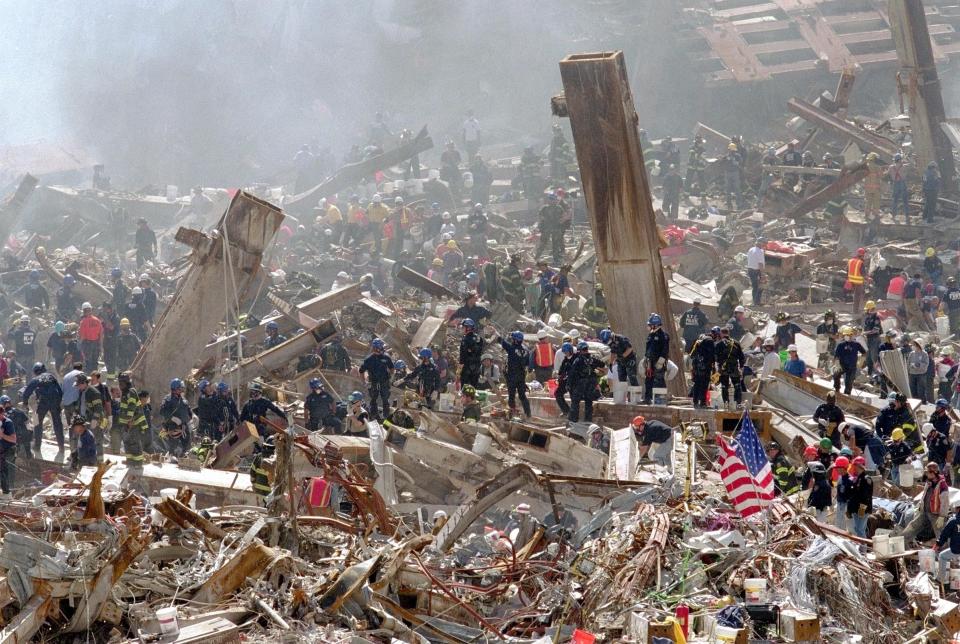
<box><xmin>69</xmin><ymin>416</ymin><xmax>96</xmax><ymax>470</ymax></box>
<box><xmin>833</xmin><ymin>327</ymin><xmax>866</xmax><ymax>395</ymax></box>
<box><xmin>661</xmin><ymin>165</ymin><xmax>682</xmax><ymax>219</ymax></box>
<box><xmin>134</xmin><ymin>218</ymin><xmax>158</xmax><ymax>268</ymax></box>
<box><xmin>756</xmin><ymin>147</ymin><xmax>778</xmax><ymax>209</ymax></box>
<box><xmin>846</xmin><ymin>248</ymin><xmax>868</xmax><ymax>314</ymax></box>
<box><xmin>758</xmin><ymin>337</ymin><xmax>780</xmax><ymax>379</ymax></box>
<box><xmin>196</xmin><ymin>380</ymin><xmax>224</xmax><ymax>441</ymax></box>
<box><xmin>889</xmin><ymin>153</ymin><xmax>910</xmax><ymax>220</ymax></box>
<box><xmin>689</xmin><ymin>329</ymin><xmax>716</xmax><ymax>409</ymax></box>
<box><xmin>924</xmin><ymin>247</ymin><xmax>944</xmax><ymax>285</ymax></box>
<box><xmin>816</xmin><ymin>310</ymin><xmax>840</xmax><ymax>371</ymax></box>
<box><xmin>159</xmin><ymin>379</ymin><xmax>193</xmax><ymax>456</ymax></box>
<box><xmin>400</xmin><ymin>349</ymin><xmax>442</xmax><ymax>410</ymax></box>
<box><xmin>250</xmin><ymin>436</ymin><xmax>274</xmax><ymax>503</ymax></box>
<box><xmin>499</xmin><ymin>254</ymin><xmax>526</xmax><ymax>314</ymax></box>
<box><xmin>458</xmin><ymin>319</ymin><xmax>485</xmax><ymax>390</ymax></box>
<box><xmin>862</xmin><ymin>301</ymin><xmax>882</xmax><ymax>376</ymax></box>
<box><xmin>2</xmin><ymin>396</ymin><xmax>29</xmax><ymax>462</ymax></box>
<box><xmin>715</xmin><ymin>326</ymin><xmax>746</xmax><ymax>409</ymax></box>
<box><xmin>821</xmin><ymin>153</ymin><xmax>848</xmax><ymax>218</ymax></box>
<box><xmin>632</xmin><ymin>416</ymin><xmax>674</xmax><ymax>466</ymax></box>
<box><xmin>813</xmin><ymin>391</ymin><xmax>845</xmax><ymax>447</ymax></box>
<box><xmin>908</xmin><ymin>339</ymin><xmax>931</xmax><ymax>403</ymax></box>
<box><xmin>7</xmin><ymin>315</ymin><xmax>36</xmax><ymax>367</ymax></box>
<box><xmin>74</xmin><ymin>373</ymin><xmax>103</xmax><ymax>455</ymax></box>
<box><xmin>745</xmin><ymin>239</ymin><xmax>765</xmax><ymax>306</ymax></box>
<box><xmin>833</xmin><ymin>456</ymin><xmax>851</xmax><ymax>530</ymax></box>
<box><xmin>945</xmin><ymin>277</ymin><xmax>960</xmax><ymax>336</ymax></box>
<box><xmin>904</xmin><ymin>272</ymin><xmax>927</xmax><ymax>331</ymax></box>
<box><xmin>727</xmin><ymin>306</ymin><xmax>747</xmax><ymax>343</ymax></box>
<box><xmin>359</xmin><ymin>339</ymin><xmax>394</xmax><ymax>422</ymax></box>
<box><xmin>599</xmin><ymin>328</ymin><xmax>639</xmax><ymax>388</ymax></box>
<box><xmin>531</xmin><ymin>330</ymin><xmax>555</xmax><ymax>384</ymax></box>
<box><xmin>23</xmin><ymin>362</ymin><xmax>64</xmax><ymax>453</ymax></box>
<box><xmin>680</xmin><ymin>299</ymin><xmax>709</xmax><ymax>354</ymax></box>
<box><xmin>116</xmin><ymin>319</ymin><xmax>141</xmax><ymax>374</ymax></box>
<box><xmin>934</xmin><ymin>500</ymin><xmax>960</xmax><ymax>585</ymax></box>
<box><xmin>496</xmin><ymin>331</ymin><xmax>532</xmax><ymax>419</ymax></box>
<box><xmin>783</xmin><ymin>344</ymin><xmax>807</xmax><ymax>378</ymax></box>
<box><xmin>875</xmin><ymin>391</ymin><xmax>920</xmax><ymax>448</ymax></box>
<box><xmin>722</xmin><ymin>143</ymin><xmax>744</xmax><ymax>210</ymax></box>
<box><xmin>901</xmin><ymin>462</ymin><xmax>950</xmax><ymax>544</ymax></box>
<box><xmin>782</xmin><ymin>141</ymin><xmax>802</xmax><ymax>188</ymax></box>
<box><xmin>923</xmin><ymin>161</ymin><xmax>941</xmax><ymax>223</ymax></box>
<box><xmin>567</xmin><ymin>341</ymin><xmax>605</xmax><ymax>424</ymax></box>
<box><xmin>471</xmin><ymin>154</ymin><xmax>493</xmax><ymax>206</ymax></box>
<box><xmin>319</xmin><ymin>337</ymin><xmax>350</xmax><ymax>372</ymax></box>
<box><xmin>100</xmin><ymin>302</ymin><xmax>120</xmax><ymax>376</ymax></box>
<box><xmin>304</xmin><ymin>378</ymin><xmax>340</xmax><ymax>433</ymax></box>
<box><xmin>477</xmin><ymin>353</ymin><xmax>501</xmax><ymax>390</ymax></box>
<box><xmin>766</xmin><ymin>441</ymin><xmax>799</xmax><ymax>495</ymax></box>
<box><xmin>460</xmin><ymin>386</ymin><xmax>481</xmax><ymax>421</ymax></box>
<box><xmin>56</xmin><ymin>275</ymin><xmax>79</xmax><ymax>323</ymax></box>
<box><xmin>863</xmin><ymin>152</ymin><xmax>884</xmax><ymax>221</ymax></box>
<box><xmin>685</xmin><ymin>135</ymin><xmax>707</xmax><ymax>199</ymax></box>
<box><xmin>345</xmin><ymin>391</ymin><xmax>372</xmax><ymax>436</ymax></box>
<box><xmin>802</xmin><ymin>460</ymin><xmax>832</xmax><ymax>523</ymax></box>
<box><xmin>19</xmin><ymin>270</ymin><xmax>48</xmax><ymax>311</ymax></box>
<box><xmin>870</xmin><ymin>258</ymin><xmax>894</xmax><ymax>301</ymax></box>
<box><xmin>0</xmin><ymin>404</ymin><xmax>15</xmax><ymax>496</ymax></box>
<box><xmin>440</xmin><ymin>141</ymin><xmax>463</xmax><ymax>198</ymax></box>
<box><xmin>535</xmin><ymin>193</ymin><xmax>564</xmax><ymax>266</ymax></box>
<box><xmin>77</xmin><ymin>302</ymin><xmax>102</xmax><ymax>373</ymax></box>
<box><xmin>927</xmin><ymin>419</ymin><xmax>952</xmax><ymax>474</ymax></box>
<box><xmin>449</xmin><ymin>292</ymin><xmax>492</xmax><ymax>327</ymax></box>
<box><xmin>553</xmin><ymin>342</ymin><xmax>575</xmax><ymax>417</ymax></box>
<box><xmin>263</xmin><ymin>321</ymin><xmax>286</xmax><ymax>351</ymax></box>
<box><xmin>773</xmin><ymin>312</ymin><xmax>803</xmax><ymax>351</ymax></box>
<box><xmin>117</xmin><ymin>371</ymin><xmax>148</xmax><ymax>465</ymax></box>
<box><xmin>109</xmin><ymin>267</ymin><xmax>128</xmax><ymax>312</ymax></box>
<box><xmin>125</xmin><ymin>287</ymin><xmax>149</xmax><ymax>340</ymax></box>
<box><xmin>216</xmin><ymin>382</ymin><xmax>239</xmax><ymax>435</ymax></box>
<box><xmin>239</xmin><ymin>382</ymin><xmax>287</xmax><ymax>436</ymax></box>
<box><xmin>138</xmin><ymin>275</ymin><xmax>157</xmax><ymax>323</ymax></box>
<box><xmin>888</xmin><ymin>428</ymin><xmax>912</xmax><ymax>486</ymax></box>
<box><xmin>846</xmin><ymin>456</ymin><xmax>873</xmax><ymax>537</ymax></box>
<box><xmin>366</xmin><ymin>193</ymin><xmax>389</xmax><ymax>253</ymax></box>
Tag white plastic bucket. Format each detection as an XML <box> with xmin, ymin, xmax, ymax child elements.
<box><xmin>938</xmin><ymin>315</ymin><xmax>950</xmax><ymax>337</ymax></box>
<box><xmin>611</xmin><ymin>382</ymin><xmax>629</xmax><ymax>405</ymax></box>
<box><xmin>744</xmin><ymin>578</ymin><xmax>767</xmax><ymax>604</ymax></box>
<box><xmin>888</xmin><ymin>536</ymin><xmax>905</xmax><ymax>554</ymax></box>
<box><xmin>919</xmin><ymin>548</ymin><xmax>937</xmax><ymax>573</ymax></box>
<box><xmin>156</xmin><ymin>606</ymin><xmax>179</xmax><ymax>636</ymax></box>
<box><xmin>900</xmin><ymin>464</ymin><xmax>915</xmax><ymax>487</ymax></box>
<box><xmin>873</xmin><ymin>534</ymin><xmax>890</xmax><ymax>556</ymax></box>
<box><xmin>472</xmin><ymin>432</ymin><xmax>492</xmax><ymax>456</ymax></box>
<box><xmin>716</xmin><ymin>625</ymin><xmax>741</xmax><ymax>642</ymax></box>
<box><xmin>951</xmin><ymin>567</ymin><xmax>960</xmax><ymax>590</ymax></box>
<box><xmin>627</xmin><ymin>386</ymin><xmax>644</xmax><ymax>404</ymax></box>
<box><xmin>652</xmin><ymin>388</ymin><xmax>668</xmax><ymax>405</ymax></box>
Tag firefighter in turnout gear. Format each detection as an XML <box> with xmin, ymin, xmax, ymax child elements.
<box><xmin>689</xmin><ymin>328</ymin><xmax>717</xmax><ymax>408</ymax></box>
<box><xmin>766</xmin><ymin>441</ymin><xmax>800</xmax><ymax>495</ymax></box>
<box><xmin>250</xmin><ymin>436</ymin><xmax>274</xmax><ymax>504</ymax></box>
<box><xmin>715</xmin><ymin>326</ymin><xmax>745</xmax><ymax>407</ymax></box>
<box><xmin>499</xmin><ymin>253</ymin><xmax>525</xmax><ymax>313</ymax></box>
<box><xmin>583</xmin><ymin>285</ymin><xmax>608</xmax><ymax>333</ymax></box>
<box><xmin>117</xmin><ymin>371</ymin><xmax>148</xmax><ymax>465</ymax></box>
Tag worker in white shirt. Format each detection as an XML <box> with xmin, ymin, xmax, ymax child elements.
<box><xmin>746</xmin><ymin>238</ymin><xmax>766</xmax><ymax>306</ymax></box>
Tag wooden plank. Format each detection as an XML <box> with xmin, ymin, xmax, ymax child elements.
<box><xmin>395</xmin><ymin>265</ymin><xmax>456</xmax><ymax>299</ymax></box>
<box><xmin>410</xmin><ymin>316</ymin><xmax>446</xmax><ymax>350</ymax></box>
<box><xmin>558</xmin><ymin>51</ymin><xmax>687</xmax><ymax>395</ymax></box>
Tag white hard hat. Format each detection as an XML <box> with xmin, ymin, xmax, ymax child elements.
<box><xmin>138</xmin><ymin>273</ymin><xmax>150</xmax><ymax>283</ymax></box>
<box><xmin>19</xmin><ymin>315</ymin><xmax>29</xmax><ymax>322</ymax></box>
<box><xmin>568</xmin><ymin>329</ymin><xmax>581</xmax><ymax>339</ymax></box>
<box><xmin>372</xmin><ymin>193</ymin><xmax>382</xmax><ymax>203</ymax></box>
<box><xmin>536</xmin><ymin>329</ymin><xmax>548</xmax><ymax>339</ymax></box>
<box><xmin>922</xmin><ymin>422</ymin><xmax>935</xmax><ymax>438</ymax></box>
<box><xmin>442</xmin><ymin>211</ymin><xmax>452</xmax><ymax>220</ymax></box>
<box><xmin>442</xmin><ymin>233</ymin><xmax>452</xmax><ymax>241</ymax></box>
<box><xmin>319</xmin><ymin>197</ymin><xmax>327</xmax><ymax>207</ymax></box>
<box><xmin>324</xmin><ymin>229</ymin><xmax>333</xmax><ymax>236</ymax></box>
<box><xmin>132</xmin><ymin>286</ymin><xmax>143</xmax><ymax>295</ymax></box>
<box><xmin>432</xmin><ymin>509</ymin><xmax>447</xmax><ymax>521</ymax></box>
<box><xmin>337</xmin><ymin>271</ymin><xmax>349</xmax><ymax>280</ymax></box>
<box><xmin>877</xmin><ymin>257</ymin><xmax>887</xmax><ymax>268</ymax></box>
<box><xmin>81</xmin><ymin>301</ymin><xmax>92</xmax><ymax>310</ymax></box>
<box><xmin>787</xmin><ymin>344</ymin><xmax>798</xmax><ymax>352</ymax></box>
<box><xmin>315</xmin><ymin>216</ymin><xmax>323</xmax><ymax>225</ymax></box>
<box><xmin>762</xmin><ymin>338</ymin><xmax>775</xmax><ymax>347</ymax></box>
<box><xmin>734</xmin><ymin>305</ymin><xmax>745</xmax><ymax>313</ymax></box>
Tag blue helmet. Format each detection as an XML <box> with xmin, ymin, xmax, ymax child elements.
<box><xmin>29</xmin><ymin>270</ymin><xmax>40</xmax><ymax>282</ymax></box>
<box><xmin>111</xmin><ymin>267</ymin><xmax>122</xmax><ymax>279</ymax></box>
<box><xmin>648</xmin><ymin>313</ymin><xmax>662</xmax><ymax>326</ymax></box>
<box><xmin>461</xmin><ymin>318</ymin><xmax>476</xmax><ymax>329</ymax></box>
<box><xmin>170</xmin><ymin>378</ymin><xmax>184</xmax><ymax>391</ymax></box>
<box><xmin>0</xmin><ymin>396</ymin><xmax>11</xmax><ymax>406</ymax></box>
<box><xmin>419</xmin><ymin>348</ymin><xmax>433</xmax><ymax>360</ymax></box>
<box><xmin>371</xmin><ymin>338</ymin><xmax>386</xmax><ymax>351</ymax></box>
<box><xmin>431</xmin><ymin>202</ymin><xmax>440</xmax><ymax>211</ymax></box>
<box><xmin>394</xmin><ymin>360</ymin><xmax>406</xmax><ymax>370</ymax></box>
<box><xmin>63</xmin><ymin>275</ymin><xmax>76</xmax><ymax>287</ymax></box>
<box><xmin>561</xmin><ymin>342</ymin><xmax>574</xmax><ymax>354</ymax></box>
<box><xmin>266</xmin><ymin>321</ymin><xmax>279</xmax><ymax>331</ymax></box>
<box><xmin>577</xmin><ymin>341</ymin><xmax>589</xmax><ymax>351</ymax></box>
<box><xmin>198</xmin><ymin>379</ymin><xmax>210</xmax><ymax>391</ymax></box>
<box><xmin>348</xmin><ymin>391</ymin><xmax>364</xmax><ymax>403</ymax></box>
<box><xmin>598</xmin><ymin>329</ymin><xmax>612</xmax><ymax>343</ymax></box>
<box><xmin>309</xmin><ymin>378</ymin><xmax>322</xmax><ymax>390</ymax></box>
<box><xmin>937</xmin><ymin>398</ymin><xmax>951</xmax><ymax>409</ymax></box>
<box><xmin>711</xmin><ymin>325</ymin><xmax>721</xmax><ymax>334</ymax></box>
<box><xmin>217</xmin><ymin>382</ymin><xmax>229</xmax><ymax>393</ymax></box>
<box><xmin>32</xmin><ymin>362</ymin><xmax>45</xmax><ymax>375</ymax></box>
<box><xmin>547</xmin><ymin>192</ymin><xmax>558</xmax><ymax>201</ymax></box>
<box><xmin>511</xmin><ymin>330</ymin><xmax>524</xmax><ymax>342</ymax></box>
<box><xmin>467</xmin><ymin>272</ymin><xmax>477</xmax><ymax>281</ymax></box>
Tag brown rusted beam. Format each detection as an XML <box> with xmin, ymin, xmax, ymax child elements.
<box><xmin>82</xmin><ymin>462</ymin><xmax>111</xmax><ymax>521</ymax></box>
<box><xmin>787</xmin><ymin>97</ymin><xmax>899</xmax><ymax>158</ymax></box>
<box><xmin>558</xmin><ymin>51</ymin><xmax>687</xmax><ymax>395</ymax></box>
<box><xmin>0</xmin><ymin>588</ymin><xmax>51</xmax><ymax>644</ymax></box>
<box><xmin>788</xmin><ymin>163</ymin><xmax>869</xmax><ymax>219</ymax></box>
<box><xmin>155</xmin><ymin>497</ymin><xmax>227</xmax><ymax>540</ymax></box>
<box><xmin>193</xmin><ymin>543</ymin><xmax>278</xmax><ymax>605</ymax></box>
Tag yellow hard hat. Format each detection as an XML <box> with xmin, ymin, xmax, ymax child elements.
<box><xmin>119</xmin><ymin>318</ymin><xmax>130</xmax><ymax>326</ymax></box>
<box><xmin>432</xmin><ymin>258</ymin><xmax>443</xmax><ymax>266</ymax></box>
<box><xmin>891</xmin><ymin>427</ymin><xmax>905</xmax><ymax>441</ymax></box>
<box><xmin>447</xmin><ymin>240</ymin><xmax>457</xmax><ymax>249</ymax></box>
<box><xmin>866</xmin><ymin>152</ymin><xmax>879</xmax><ymax>162</ymax></box>
<box><xmin>727</xmin><ymin>142</ymin><xmax>737</xmax><ymax>151</ymax></box>
<box><xmin>926</xmin><ymin>247</ymin><xmax>936</xmax><ymax>257</ymax></box>
<box><xmin>840</xmin><ymin>325</ymin><xmax>854</xmax><ymax>336</ymax></box>
<box><xmin>864</xmin><ymin>300</ymin><xmax>876</xmax><ymax>311</ymax></box>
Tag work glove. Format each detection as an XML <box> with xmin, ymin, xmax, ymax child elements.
<box><xmin>645</xmin><ymin>367</ymin><xmax>653</xmax><ymax>379</ymax></box>
<box><xmin>655</xmin><ymin>357</ymin><xmax>666</xmax><ymax>369</ymax></box>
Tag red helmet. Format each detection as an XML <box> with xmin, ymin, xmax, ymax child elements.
<box><xmin>631</xmin><ymin>415</ymin><xmax>645</xmax><ymax>429</ymax></box>
<box><xmin>803</xmin><ymin>445</ymin><xmax>818</xmax><ymax>458</ymax></box>
<box><xmin>833</xmin><ymin>456</ymin><xmax>850</xmax><ymax>469</ymax></box>
<box><xmin>852</xmin><ymin>456</ymin><xmax>867</xmax><ymax>467</ymax></box>
<box><xmin>856</xmin><ymin>247</ymin><xmax>866</xmax><ymax>256</ymax></box>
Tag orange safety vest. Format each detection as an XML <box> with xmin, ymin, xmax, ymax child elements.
<box><xmin>847</xmin><ymin>257</ymin><xmax>864</xmax><ymax>285</ymax></box>
<box><xmin>534</xmin><ymin>342</ymin><xmax>555</xmax><ymax>368</ymax></box>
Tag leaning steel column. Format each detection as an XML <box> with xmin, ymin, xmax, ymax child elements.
<box><xmin>131</xmin><ymin>191</ymin><xmax>284</xmax><ymax>396</ymax></box>
<box><xmin>557</xmin><ymin>51</ymin><xmax>686</xmax><ymax>395</ymax></box>
<box><xmin>889</xmin><ymin>0</ymin><xmax>956</xmax><ymax>188</ymax></box>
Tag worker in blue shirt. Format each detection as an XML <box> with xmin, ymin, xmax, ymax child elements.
<box><xmin>833</xmin><ymin>327</ymin><xmax>866</xmax><ymax>395</ymax></box>
<box><xmin>783</xmin><ymin>344</ymin><xmax>807</xmax><ymax>378</ymax></box>
<box><xmin>70</xmin><ymin>415</ymin><xmax>97</xmax><ymax>470</ymax></box>
<box><xmin>935</xmin><ymin>500</ymin><xmax>960</xmax><ymax>583</ymax></box>
<box><xmin>497</xmin><ymin>330</ymin><xmax>531</xmax><ymax>419</ymax></box>
<box><xmin>22</xmin><ymin>362</ymin><xmax>64</xmax><ymax>452</ymax></box>
<box><xmin>359</xmin><ymin>338</ymin><xmax>394</xmax><ymax>421</ymax></box>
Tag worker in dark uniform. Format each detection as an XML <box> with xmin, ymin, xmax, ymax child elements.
<box><xmin>7</xmin><ymin>315</ymin><xmax>37</xmax><ymax>365</ymax></box>
<box><xmin>125</xmin><ymin>287</ymin><xmax>149</xmax><ymax>340</ymax></box>
<box><xmin>497</xmin><ymin>331</ymin><xmax>531</xmax><ymax>419</ymax></box>
<box><xmin>263</xmin><ymin>321</ymin><xmax>287</xmax><ymax>350</ymax></box>
<box><xmin>448</xmin><ymin>292</ymin><xmax>492</xmax><ymax>327</ymax></box>
<box><xmin>535</xmin><ymin>193</ymin><xmax>564</xmax><ymax>265</ymax></box>
<box><xmin>20</xmin><ymin>270</ymin><xmax>49</xmax><ymax>311</ymax></box>
<box><xmin>195</xmin><ymin>379</ymin><xmax>225</xmax><ymax>441</ymax></box>
<box><xmin>100</xmin><ymin>302</ymin><xmax>120</xmax><ymax>376</ymax></box>
<box><xmin>689</xmin><ymin>329</ymin><xmax>716</xmax><ymax>408</ymax></box>
<box><xmin>110</xmin><ymin>267</ymin><xmax>129</xmax><ymax>311</ymax></box>
<box><xmin>305</xmin><ymin>378</ymin><xmax>340</xmax><ymax>433</ymax></box>
<box><xmin>642</xmin><ymin>313</ymin><xmax>670</xmax><ymax>404</ymax></box>
<box><xmin>249</xmin><ymin>436</ymin><xmax>274</xmax><ymax>504</ymax></box>
<box><xmin>69</xmin><ymin>415</ymin><xmax>97</xmax><ymax>470</ymax></box>
<box><xmin>599</xmin><ymin>328</ymin><xmax>638</xmax><ymax>387</ymax></box>
<box><xmin>0</xmin><ymin>405</ymin><xmax>15</xmax><ymax>495</ymax></box>
<box><xmin>2</xmin><ymin>396</ymin><xmax>30</xmax><ymax>461</ymax></box>
<box><xmin>116</xmin><ymin>318</ymin><xmax>141</xmax><ymax>373</ymax></box>
<box><xmin>319</xmin><ymin>337</ymin><xmax>351</xmax><ymax>371</ymax></box>
<box><xmin>554</xmin><ymin>342</ymin><xmax>575</xmax><ymax>417</ymax></box>
<box><xmin>874</xmin><ymin>392</ymin><xmax>920</xmax><ymax>451</ymax></box>
<box><xmin>727</xmin><ymin>306</ymin><xmax>747</xmax><ymax>342</ymax></box>
<box><xmin>22</xmin><ymin>362</ymin><xmax>64</xmax><ymax>452</ymax></box>
<box><xmin>812</xmin><ymin>391</ymin><xmax>845</xmax><ymax>447</ymax></box>
<box><xmin>567</xmin><ymin>342</ymin><xmax>606</xmax><ymax>423</ymax></box>
<box><xmin>714</xmin><ymin>326</ymin><xmax>745</xmax><ymax>408</ymax></box>
<box><xmin>158</xmin><ymin>378</ymin><xmax>193</xmax><ymax>456</ymax></box>
<box><xmin>117</xmin><ymin>371</ymin><xmax>148</xmax><ymax>465</ymax></box>
<box><xmin>680</xmin><ymin>299</ymin><xmax>709</xmax><ymax>353</ymax></box>
<box><xmin>134</xmin><ymin>218</ymin><xmax>158</xmax><ymax>268</ymax></box>
<box><xmin>137</xmin><ymin>274</ymin><xmax>158</xmax><ymax>323</ymax></box>
<box><xmin>217</xmin><ymin>382</ymin><xmax>240</xmax><ymax>435</ymax></box>
<box><xmin>833</xmin><ymin>326</ymin><xmax>866</xmax><ymax>395</ymax></box>
<box><xmin>56</xmin><ymin>275</ymin><xmax>79</xmax><ymax>322</ymax></box>
<box><xmin>863</xmin><ymin>301</ymin><xmax>882</xmax><ymax>376</ymax></box>
<box><xmin>359</xmin><ymin>338</ymin><xmax>394</xmax><ymax>421</ymax></box>
<box><xmin>239</xmin><ymin>381</ymin><xmax>287</xmax><ymax>436</ymax></box>
<box><xmin>766</xmin><ymin>441</ymin><xmax>800</xmax><ymax>495</ymax></box>
<box><xmin>458</xmin><ymin>319</ymin><xmax>485</xmax><ymax>389</ymax></box>
<box><xmin>661</xmin><ymin>164</ymin><xmax>683</xmax><ymax>219</ymax></box>
<box><xmin>400</xmin><ymin>348</ymin><xmax>442</xmax><ymax>410</ymax></box>
<box><xmin>499</xmin><ymin>253</ymin><xmax>526</xmax><ymax>314</ymax></box>
<box><xmin>684</xmin><ymin>135</ymin><xmax>706</xmax><ymax>198</ymax></box>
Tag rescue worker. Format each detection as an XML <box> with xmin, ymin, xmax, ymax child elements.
<box><xmin>0</xmin><ymin>404</ymin><xmax>14</xmax><ymax>495</ymax></box>
<box><xmin>249</xmin><ymin>436</ymin><xmax>274</xmax><ymax>503</ymax></box>
<box><xmin>2</xmin><ymin>396</ymin><xmax>30</xmax><ymax>461</ymax></box>
<box><xmin>7</xmin><ymin>315</ymin><xmax>36</xmax><ymax>365</ymax></box>
<box><xmin>22</xmin><ymin>362</ymin><xmax>64</xmax><ymax>452</ymax></box>
<box><xmin>846</xmin><ymin>456</ymin><xmax>873</xmax><ymax>537</ymax></box>
<box><xmin>813</xmin><ymin>390</ymin><xmax>845</xmax><ymax>447</ymax></box>
<box><xmin>908</xmin><ymin>339</ymin><xmax>930</xmax><ymax>403</ymax></box>
<box><xmin>816</xmin><ymin>310</ymin><xmax>840</xmax><ymax>371</ymax></box>
<box><xmin>889</xmin><ymin>428</ymin><xmax>912</xmax><ymax>486</ymax></box>
<box><xmin>632</xmin><ymin>415</ymin><xmax>674</xmax><ymax>466</ymax></box>
<box><xmin>900</xmin><ymin>462</ymin><xmax>950</xmax><ymax>545</ymax></box>
<box><xmin>116</xmin><ymin>318</ymin><xmax>141</xmax><ymax>373</ymax></box>
<box><xmin>599</xmin><ymin>328</ymin><xmax>638</xmax><ymax>388</ymax></box>
<box><xmin>661</xmin><ymin>164</ymin><xmax>682</xmax><ymax>219</ymax></box>
<box><xmin>782</xmin><ymin>141</ymin><xmax>802</xmax><ymax>188</ymax></box>
<box><xmin>460</xmin><ymin>386</ymin><xmax>482</xmax><ymax>421</ymax></box>
<box><xmin>680</xmin><ymin>298</ymin><xmax>709</xmax><ymax>353</ymax></box>
<box><xmin>137</xmin><ymin>274</ymin><xmax>158</xmax><ymax>322</ymax></box>
<box><xmin>927</xmin><ymin>418</ymin><xmax>951</xmax><ymax>470</ymax></box>
<box><xmin>100</xmin><ymin>302</ymin><xmax>120</xmax><ymax>376</ymax></box>
<box><xmin>217</xmin><ymin>382</ymin><xmax>240</xmax><ymax>435</ymax></box>
<box><xmin>746</xmin><ymin>239</ymin><xmax>765</xmax><ymax>306</ymax></box>
<box><xmin>727</xmin><ymin>305</ymin><xmax>747</xmax><ymax>342</ymax></box>
<box><xmin>77</xmin><ymin>302</ymin><xmax>102</xmax><ymax>373</ymax></box>
<box><xmin>846</xmin><ymin>247</ymin><xmax>867</xmax><ymax>314</ymax></box>
<box><xmin>715</xmin><ymin>326</ymin><xmax>745</xmax><ymax>408</ymax></box>
<box><xmin>305</xmin><ymin>378</ymin><xmax>340</xmax><ymax>433</ymax></box>
<box><xmin>863</xmin><ymin>300</ymin><xmax>882</xmax><ymax>376</ymax></box>
<box><xmin>159</xmin><ymin>378</ymin><xmax>193</xmax><ymax>456</ymax></box>
<box><xmin>871</xmin><ymin>257</ymin><xmax>894</xmax><ymax>300</ymax></box>
<box><xmin>319</xmin><ymin>337</ymin><xmax>351</xmax><ymax>371</ymax></box>
<box><xmin>359</xmin><ymin>338</ymin><xmax>394</xmax><ymax>421</ymax></box>
<box><xmin>924</xmin><ymin>247</ymin><xmax>944</xmax><ymax>285</ymax></box>
<box><xmin>689</xmin><ymin>329</ymin><xmax>716</xmax><ymax>409</ymax></box>
<box><xmin>722</xmin><ymin>142</ymin><xmax>743</xmax><ymax>210</ymax></box>
<box><xmin>458</xmin><ymin>319</ymin><xmax>485</xmax><ymax>389</ymax></box>
<box><xmin>766</xmin><ymin>441</ymin><xmax>800</xmax><ymax>495</ymax></box>
<box><xmin>642</xmin><ymin>314</ymin><xmax>670</xmax><ymax>404</ymax></box>
<box><xmin>21</xmin><ymin>270</ymin><xmax>49</xmax><ymax>310</ymax></box>
<box><xmin>773</xmin><ymin>312</ymin><xmax>803</xmax><ymax>351</ymax></box>
<box><xmin>583</xmin><ymin>284</ymin><xmax>608</xmax><ymax>332</ymax></box>
<box><xmin>554</xmin><ymin>342</ymin><xmax>575</xmax><ymax>417</ymax></box>
<box><xmin>195</xmin><ymin>379</ymin><xmax>225</xmax><ymax>441</ymax></box>
<box><xmin>685</xmin><ymin>135</ymin><xmax>706</xmax><ymax>198</ymax></box>
<box><xmin>56</xmin><ymin>275</ymin><xmax>79</xmax><ymax>323</ymax></box>
<box><xmin>69</xmin><ymin>416</ymin><xmax>97</xmax><ymax>470</ymax></box>
<box><xmin>535</xmin><ymin>193</ymin><xmax>564</xmax><ymax>265</ymax></box>
<box><xmin>923</xmin><ymin>161</ymin><xmax>941</xmax><ymax>223</ymax></box>
<box><xmin>821</xmin><ymin>152</ymin><xmax>847</xmax><ymax>218</ymax></box>
<box><xmin>117</xmin><ymin>371</ymin><xmax>148</xmax><ymax>465</ymax></box>
<box><xmin>263</xmin><ymin>320</ymin><xmax>287</xmax><ymax>350</ymax></box>
<box><xmin>125</xmin><ymin>286</ymin><xmax>149</xmax><ymax>340</ymax></box>
<box><xmin>110</xmin><ymin>267</ymin><xmax>129</xmax><ymax>312</ymax></box>
<box><xmin>833</xmin><ymin>326</ymin><xmax>866</xmax><ymax>395</ymax></box>
<box><xmin>499</xmin><ymin>253</ymin><xmax>525</xmax><ymax>313</ymax></box>
<box><xmin>74</xmin><ymin>373</ymin><xmax>103</xmax><ymax>455</ymax></box>
<box><xmin>497</xmin><ymin>330</ymin><xmax>531</xmax><ymax>419</ymax></box>
<box><xmin>864</xmin><ymin>152</ymin><xmax>883</xmax><ymax>220</ymax></box>
<box><xmin>531</xmin><ymin>330</ymin><xmax>555</xmax><ymax>384</ymax></box>
<box><xmin>567</xmin><ymin>341</ymin><xmax>605</xmax><ymax>423</ymax></box>
<box><xmin>875</xmin><ymin>391</ymin><xmax>920</xmax><ymax>449</ymax></box>
<box><xmin>400</xmin><ymin>348</ymin><xmax>442</xmax><ymax>410</ymax></box>
<box><xmin>239</xmin><ymin>382</ymin><xmax>287</xmax><ymax>436</ymax></box>
<box><xmin>449</xmin><ymin>292</ymin><xmax>492</xmax><ymax>327</ymax></box>
<box><xmin>756</xmin><ymin>147</ymin><xmax>777</xmax><ymax>208</ymax></box>
<box><xmin>935</xmin><ymin>500</ymin><xmax>960</xmax><ymax>585</ymax></box>
<box><xmin>904</xmin><ymin>272</ymin><xmax>927</xmax><ymax>331</ymax></box>
<box><xmin>134</xmin><ymin>218</ymin><xmax>158</xmax><ymax>268</ymax></box>
<box><xmin>345</xmin><ymin>391</ymin><xmax>371</xmax><ymax>436</ymax></box>
<box><xmin>889</xmin><ymin>153</ymin><xmax>909</xmax><ymax>220</ymax></box>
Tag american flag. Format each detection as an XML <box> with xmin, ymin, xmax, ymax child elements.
<box><xmin>716</xmin><ymin>412</ymin><xmax>775</xmax><ymax>518</ymax></box>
